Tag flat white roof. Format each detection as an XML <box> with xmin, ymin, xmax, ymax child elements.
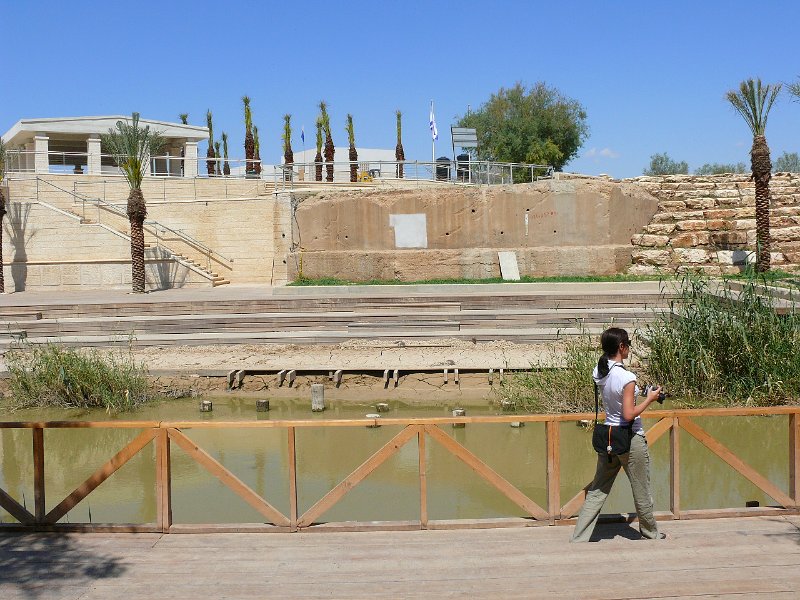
<box><xmin>2</xmin><ymin>116</ymin><xmax>208</xmax><ymax>146</ymax></box>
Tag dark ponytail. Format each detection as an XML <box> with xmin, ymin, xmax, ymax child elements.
<box><xmin>597</xmin><ymin>327</ymin><xmax>630</xmax><ymax>377</ymax></box>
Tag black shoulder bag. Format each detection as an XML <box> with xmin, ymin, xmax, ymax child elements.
<box><xmin>591</xmin><ymin>364</ymin><xmax>635</xmax><ymax>462</ymax></box>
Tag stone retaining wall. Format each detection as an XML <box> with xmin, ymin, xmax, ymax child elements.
<box><xmin>627</xmin><ymin>173</ymin><xmax>800</xmax><ymax>275</ymax></box>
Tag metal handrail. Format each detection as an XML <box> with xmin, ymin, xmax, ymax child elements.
<box><xmin>33</xmin><ymin>177</ymin><xmax>234</xmax><ymax>266</ymax></box>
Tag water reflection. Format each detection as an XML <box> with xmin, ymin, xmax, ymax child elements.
<box><xmin>0</xmin><ymin>398</ymin><xmax>790</xmax><ymax>524</ymax></box>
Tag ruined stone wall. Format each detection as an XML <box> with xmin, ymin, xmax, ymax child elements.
<box><xmin>289</xmin><ymin>179</ymin><xmax>659</xmax><ymax>281</ymax></box>
<box><xmin>627</xmin><ymin>173</ymin><xmax>800</xmax><ymax>275</ymax></box>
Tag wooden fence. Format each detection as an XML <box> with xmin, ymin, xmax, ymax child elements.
<box><xmin>0</xmin><ymin>407</ymin><xmax>798</xmax><ymax>533</ymax></box>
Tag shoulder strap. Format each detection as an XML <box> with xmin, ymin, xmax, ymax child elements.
<box><xmin>594</xmin><ymin>362</ymin><xmax>624</xmax><ymax>423</ymax></box>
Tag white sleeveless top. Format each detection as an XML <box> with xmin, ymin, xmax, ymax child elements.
<box><xmin>592</xmin><ymin>359</ymin><xmax>644</xmax><ymax>436</ymax></box>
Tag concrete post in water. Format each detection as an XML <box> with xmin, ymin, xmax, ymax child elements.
<box><xmin>511</xmin><ymin>421</ymin><xmax>524</xmax><ymax>428</ymax></box>
<box><xmin>366</xmin><ymin>413</ymin><xmax>382</xmax><ymax>428</ymax></box>
<box><xmin>452</xmin><ymin>408</ymin><xmax>466</xmax><ymax>428</ymax></box>
<box><xmin>376</xmin><ymin>402</ymin><xmax>390</xmax><ymax>413</ymax></box>
<box><xmin>256</xmin><ymin>400</ymin><xmax>270</xmax><ymax>412</ymax></box>
<box><xmin>199</xmin><ymin>400</ymin><xmax>213</xmax><ymax>412</ymax></box>
<box><xmin>311</xmin><ymin>383</ymin><xmax>325</xmax><ymax>412</ymax></box>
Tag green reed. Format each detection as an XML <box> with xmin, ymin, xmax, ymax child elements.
<box><xmin>5</xmin><ymin>343</ymin><xmax>151</xmax><ymax>410</ymax></box>
<box><xmin>643</xmin><ymin>274</ymin><xmax>800</xmax><ymax>406</ymax></box>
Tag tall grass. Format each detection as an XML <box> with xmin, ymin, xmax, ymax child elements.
<box><xmin>498</xmin><ymin>331</ymin><xmax>598</xmax><ymax>413</ymax></box>
<box><xmin>6</xmin><ymin>344</ymin><xmax>151</xmax><ymax>411</ymax></box>
<box><xmin>643</xmin><ymin>274</ymin><xmax>800</xmax><ymax>406</ymax></box>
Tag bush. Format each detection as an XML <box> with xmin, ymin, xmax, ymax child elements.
<box><xmin>642</xmin><ymin>275</ymin><xmax>800</xmax><ymax>406</ymax></box>
<box><xmin>498</xmin><ymin>331</ymin><xmax>598</xmax><ymax>413</ymax></box>
<box><xmin>6</xmin><ymin>344</ymin><xmax>151</xmax><ymax>410</ymax></box>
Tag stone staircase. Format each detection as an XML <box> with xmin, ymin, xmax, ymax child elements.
<box><xmin>14</xmin><ymin>177</ymin><xmax>231</xmax><ymax>287</ymax></box>
<box><xmin>0</xmin><ymin>288</ymin><xmax>672</xmax><ymax>349</ymax></box>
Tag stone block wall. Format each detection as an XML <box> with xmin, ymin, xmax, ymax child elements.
<box><xmin>627</xmin><ymin>173</ymin><xmax>800</xmax><ymax>275</ymax></box>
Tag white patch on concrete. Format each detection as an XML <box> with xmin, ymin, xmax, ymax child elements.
<box><xmin>716</xmin><ymin>250</ymin><xmax>755</xmax><ymax>266</ymax></box>
<box><xmin>389</xmin><ymin>214</ymin><xmax>428</xmax><ymax>248</ymax></box>
<box><xmin>498</xmin><ymin>251</ymin><xmax>521</xmax><ymax>280</ymax></box>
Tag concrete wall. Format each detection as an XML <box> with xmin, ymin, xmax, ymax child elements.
<box><xmin>5</xmin><ymin>174</ymin><xmax>284</xmax><ymax>286</ymax></box>
<box><xmin>628</xmin><ymin>173</ymin><xmax>800</xmax><ymax>274</ymax></box>
<box><xmin>288</xmin><ymin>179</ymin><xmax>659</xmax><ymax>280</ymax></box>
<box><xmin>1</xmin><ymin>201</ymin><xmax>210</xmax><ymax>292</ymax></box>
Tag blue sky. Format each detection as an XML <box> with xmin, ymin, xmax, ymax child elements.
<box><xmin>2</xmin><ymin>0</ymin><xmax>799</xmax><ymax>178</ymax></box>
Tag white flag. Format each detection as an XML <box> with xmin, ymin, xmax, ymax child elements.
<box><xmin>429</xmin><ymin>101</ymin><xmax>439</xmax><ymax>141</ymax></box>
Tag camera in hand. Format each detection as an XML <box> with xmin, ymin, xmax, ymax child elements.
<box><xmin>643</xmin><ymin>384</ymin><xmax>667</xmax><ymax>404</ymax></box>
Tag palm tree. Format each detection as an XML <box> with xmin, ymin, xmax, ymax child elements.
<box><xmin>214</xmin><ymin>141</ymin><xmax>222</xmax><ymax>177</ymax></box>
<box><xmin>319</xmin><ymin>101</ymin><xmax>334</xmax><ymax>182</ymax></box>
<box><xmin>345</xmin><ymin>114</ymin><xmax>358</xmax><ymax>182</ymax></box>
<box><xmin>283</xmin><ymin>114</ymin><xmax>294</xmax><ymax>166</ymax></box>
<box><xmin>221</xmin><ymin>132</ymin><xmax>231</xmax><ymax>176</ymax></box>
<box><xmin>0</xmin><ymin>138</ymin><xmax>8</xmax><ymax>293</ymax></box>
<box><xmin>395</xmin><ymin>110</ymin><xmax>405</xmax><ymax>179</ymax></box>
<box><xmin>178</xmin><ymin>113</ymin><xmax>189</xmax><ymax>125</ymax></box>
<box><xmin>243</xmin><ymin>96</ymin><xmax>255</xmax><ymax>176</ymax></box>
<box><xmin>726</xmin><ymin>78</ymin><xmax>782</xmax><ymax>272</ymax></box>
<box><xmin>206</xmin><ymin>110</ymin><xmax>216</xmax><ymax>177</ymax></box>
<box><xmin>101</xmin><ymin>113</ymin><xmax>164</xmax><ymax>293</ymax></box>
<box><xmin>314</xmin><ymin>118</ymin><xmax>323</xmax><ymax>182</ymax></box>
<box><xmin>789</xmin><ymin>78</ymin><xmax>800</xmax><ymax>102</ymax></box>
<box><xmin>253</xmin><ymin>125</ymin><xmax>262</xmax><ymax>176</ymax></box>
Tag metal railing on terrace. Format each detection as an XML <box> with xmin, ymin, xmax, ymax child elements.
<box><xmin>4</xmin><ymin>150</ymin><xmax>554</xmax><ymax>187</ymax></box>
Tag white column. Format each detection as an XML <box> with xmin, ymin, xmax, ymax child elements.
<box><xmin>33</xmin><ymin>135</ymin><xmax>49</xmax><ymax>174</ymax></box>
<box><xmin>87</xmin><ymin>136</ymin><xmax>101</xmax><ymax>175</ymax></box>
<box><xmin>183</xmin><ymin>141</ymin><xmax>198</xmax><ymax>177</ymax></box>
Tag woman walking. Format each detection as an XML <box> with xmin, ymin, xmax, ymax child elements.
<box><xmin>571</xmin><ymin>327</ymin><xmax>664</xmax><ymax>542</ymax></box>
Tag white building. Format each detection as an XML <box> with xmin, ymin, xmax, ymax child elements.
<box><xmin>1</xmin><ymin>116</ymin><xmax>208</xmax><ymax>177</ymax></box>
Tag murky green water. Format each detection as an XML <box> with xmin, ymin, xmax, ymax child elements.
<box><xmin>0</xmin><ymin>397</ymin><xmax>790</xmax><ymax>524</ymax></box>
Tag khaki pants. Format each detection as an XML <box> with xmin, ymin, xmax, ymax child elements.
<box><xmin>570</xmin><ymin>433</ymin><xmax>659</xmax><ymax>542</ymax></box>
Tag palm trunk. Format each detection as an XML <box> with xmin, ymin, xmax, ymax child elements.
<box><xmin>324</xmin><ymin>134</ymin><xmax>334</xmax><ymax>182</ymax></box>
<box><xmin>254</xmin><ymin>148</ymin><xmax>262</xmax><ymax>175</ymax></box>
<box><xmin>127</xmin><ymin>189</ymin><xmax>147</xmax><ymax>293</ymax></box>
<box><xmin>751</xmin><ymin>134</ymin><xmax>772</xmax><ymax>272</ymax></box>
<box><xmin>0</xmin><ymin>188</ymin><xmax>5</xmax><ymax>293</ymax></box>
<box><xmin>245</xmin><ymin>132</ymin><xmax>255</xmax><ymax>176</ymax></box>
<box><xmin>395</xmin><ymin>143</ymin><xmax>405</xmax><ymax>178</ymax></box>
<box><xmin>314</xmin><ymin>150</ymin><xmax>323</xmax><ymax>181</ymax></box>
<box><xmin>349</xmin><ymin>145</ymin><xmax>358</xmax><ymax>182</ymax></box>
<box><xmin>206</xmin><ymin>146</ymin><xmax>216</xmax><ymax>177</ymax></box>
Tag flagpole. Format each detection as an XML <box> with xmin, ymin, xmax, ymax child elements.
<box><xmin>301</xmin><ymin>126</ymin><xmax>306</xmax><ymax>179</ymax></box>
<box><xmin>431</xmin><ymin>100</ymin><xmax>435</xmax><ymax>165</ymax></box>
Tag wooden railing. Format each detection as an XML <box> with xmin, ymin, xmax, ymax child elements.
<box><xmin>0</xmin><ymin>407</ymin><xmax>798</xmax><ymax>533</ymax></box>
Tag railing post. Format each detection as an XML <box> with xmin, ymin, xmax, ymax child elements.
<box><xmin>32</xmin><ymin>427</ymin><xmax>45</xmax><ymax>523</ymax></box>
<box><xmin>671</xmin><ymin>417</ymin><xmax>681</xmax><ymax>518</ymax></box>
<box><xmin>155</xmin><ymin>427</ymin><xmax>172</xmax><ymax>533</ymax></box>
<box><xmin>418</xmin><ymin>427</ymin><xmax>428</xmax><ymax>529</ymax></box>
<box><xmin>546</xmin><ymin>420</ymin><xmax>560</xmax><ymax>524</ymax></box>
<box><xmin>791</xmin><ymin>413</ymin><xmax>799</xmax><ymax>506</ymax></box>
<box><xmin>288</xmin><ymin>427</ymin><xmax>298</xmax><ymax>532</ymax></box>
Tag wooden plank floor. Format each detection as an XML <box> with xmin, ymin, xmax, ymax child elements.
<box><xmin>1</xmin><ymin>516</ymin><xmax>799</xmax><ymax>599</ymax></box>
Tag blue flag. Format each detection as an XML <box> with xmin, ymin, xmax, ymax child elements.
<box><xmin>301</xmin><ymin>127</ymin><xmax>305</xmax><ymax>144</ymax></box>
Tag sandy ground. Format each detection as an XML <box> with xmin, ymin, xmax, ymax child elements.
<box><xmin>132</xmin><ymin>339</ymin><xmax>558</xmax><ymax>372</ymax></box>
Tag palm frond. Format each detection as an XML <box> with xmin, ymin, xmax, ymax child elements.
<box><xmin>726</xmin><ymin>78</ymin><xmax>782</xmax><ymax>136</ymax></box>
<box><xmin>206</xmin><ymin>110</ymin><xmax>214</xmax><ymax>145</ymax></box>
<box><xmin>242</xmin><ymin>96</ymin><xmax>252</xmax><ymax>133</ymax></box>
<box><xmin>0</xmin><ymin>137</ymin><xmax>7</xmax><ymax>181</ymax></box>
<box><xmin>282</xmin><ymin>114</ymin><xmax>292</xmax><ymax>154</ymax></box>
<box><xmin>100</xmin><ymin>113</ymin><xmax>164</xmax><ymax>191</ymax></box>
<box><xmin>178</xmin><ymin>113</ymin><xmax>189</xmax><ymax>125</ymax></box>
<box><xmin>345</xmin><ymin>114</ymin><xmax>355</xmax><ymax>146</ymax></box>
<box><xmin>315</xmin><ymin>118</ymin><xmax>323</xmax><ymax>153</ymax></box>
<box><xmin>396</xmin><ymin>110</ymin><xmax>402</xmax><ymax>141</ymax></box>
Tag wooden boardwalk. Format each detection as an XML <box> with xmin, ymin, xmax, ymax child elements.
<box><xmin>2</xmin><ymin>516</ymin><xmax>799</xmax><ymax>599</ymax></box>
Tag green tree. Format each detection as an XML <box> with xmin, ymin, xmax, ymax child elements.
<box><xmin>643</xmin><ymin>153</ymin><xmax>689</xmax><ymax>176</ymax></box>
<box><xmin>283</xmin><ymin>114</ymin><xmax>294</xmax><ymax>166</ymax></box>
<box><xmin>726</xmin><ymin>77</ymin><xmax>782</xmax><ymax>272</ymax></box>
<box><xmin>314</xmin><ymin>118</ymin><xmax>324</xmax><ymax>182</ymax></box>
<box><xmin>101</xmin><ymin>113</ymin><xmax>164</xmax><ymax>293</ymax></box>
<box><xmin>456</xmin><ymin>82</ymin><xmax>588</xmax><ymax>172</ymax></box>
<box><xmin>395</xmin><ymin>110</ymin><xmax>405</xmax><ymax>179</ymax></box>
<box><xmin>319</xmin><ymin>101</ymin><xmax>334</xmax><ymax>182</ymax></box>
<box><xmin>253</xmin><ymin>125</ymin><xmax>262</xmax><ymax>176</ymax></box>
<box><xmin>243</xmin><ymin>96</ymin><xmax>255</xmax><ymax>176</ymax></box>
<box><xmin>205</xmin><ymin>110</ymin><xmax>216</xmax><ymax>177</ymax></box>
<box><xmin>221</xmin><ymin>132</ymin><xmax>230</xmax><ymax>176</ymax></box>
<box><xmin>214</xmin><ymin>141</ymin><xmax>221</xmax><ymax>176</ymax></box>
<box><xmin>178</xmin><ymin>113</ymin><xmax>188</xmax><ymax>125</ymax></box>
<box><xmin>788</xmin><ymin>77</ymin><xmax>800</xmax><ymax>103</ymax></box>
<box><xmin>345</xmin><ymin>114</ymin><xmax>357</xmax><ymax>182</ymax></box>
<box><xmin>694</xmin><ymin>162</ymin><xmax>747</xmax><ymax>175</ymax></box>
<box><xmin>773</xmin><ymin>151</ymin><xmax>800</xmax><ymax>173</ymax></box>
<box><xmin>0</xmin><ymin>138</ymin><xmax>8</xmax><ymax>293</ymax></box>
